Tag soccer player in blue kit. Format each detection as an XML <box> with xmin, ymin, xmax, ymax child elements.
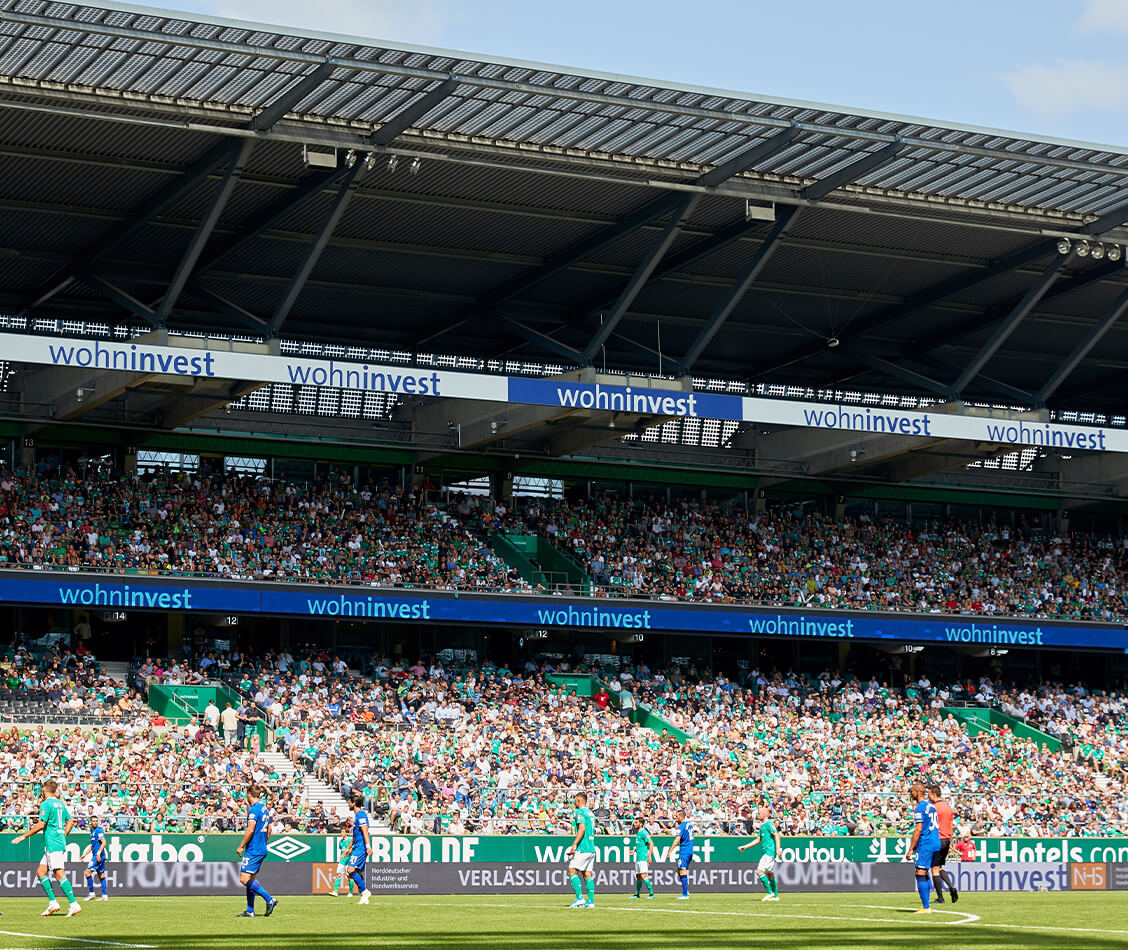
<box><xmin>82</xmin><ymin>815</ymin><xmax>108</xmax><ymax>901</ymax></box>
<box><xmin>908</xmin><ymin>781</ymin><xmax>941</xmax><ymax>913</ymax></box>
<box><xmin>670</xmin><ymin>809</ymin><xmax>695</xmax><ymax>900</ymax></box>
<box><xmin>235</xmin><ymin>784</ymin><xmax>278</xmax><ymax>918</ymax></box>
<box><xmin>347</xmin><ymin>791</ymin><xmax>374</xmax><ymax>905</ymax></box>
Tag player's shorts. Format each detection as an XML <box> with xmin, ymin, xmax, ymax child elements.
<box><xmin>915</xmin><ymin>847</ymin><xmax>937</xmax><ymax>871</ymax></box>
<box><xmin>346</xmin><ymin>854</ymin><xmax>367</xmax><ymax>872</ymax></box>
<box><xmin>677</xmin><ymin>851</ymin><xmax>694</xmax><ymax>871</ymax></box>
<box><xmin>335</xmin><ymin>862</ymin><xmax>349</xmax><ymax>876</ymax></box>
<box><xmin>756</xmin><ymin>854</ymin><xmax>776</xmax><ymax>874</ymax></box>
<box><xmin>239</xmin><ymin>853</ymin><xmax>266</xmax><ymax>875</ymax></box>
<box><xmin>931</xmin><ymin>839</ymin><xmax>951</xmax><ymax>868</ymax></box>
<box><xmin>569</xmin><ymin>852</ymin><xmax>595</xmax><ymax>873</ymax></box>
<box><xmin>41</xmin><ymin>851</ymin><xmax>65</xmax><ymax>872</ymax></box>
<box><xmin>86</xmin><ymin>860</ymin><xmax>106</xmax><ymax>876</ymax></box>
<box><xmin>634</xmin><ymin>860</ymin><xmax>649</xmax><ymax>874</ymax></box>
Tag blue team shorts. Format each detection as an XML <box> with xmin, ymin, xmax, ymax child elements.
<box><xmin>346</xmin><ymin>854</ymin><xmax>367</xmax><ymax>872</ymax></box>
<box><xmin>915</xmin><ymin>847</ymin><xmax>937</xmax><ymax>871</ymax></box>
<box><xmin>677</xmin><ymin>852</ymin><xmax>694</xmax><ymax>871</ymax></box>
<box><xmin>87</xmin><ymin>860</ymin><xmax>106</xmax><ymax>876</ymax></box>
<box><xmin>240</xmin><ymin>853</ymin><xmax>266</xmax><ymax>875</ymax></box>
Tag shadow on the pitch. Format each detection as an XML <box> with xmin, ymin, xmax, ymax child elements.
<box><xmin>76</xmin><ymin>928</ymin><xmax>1128</xmax><ymax>950</ymax></box>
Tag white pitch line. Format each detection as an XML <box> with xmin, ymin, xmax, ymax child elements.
<box><xmin>862</xmin><ymin>904</ymin><xmax>980</xmax><ymax>925</ymax></box>
<box><xmin>411</xmin><ymin>900</ymin><xmax>973</xmax><ymax>927</ymax></box>
<box><xmin>413</xmin><ymin>899</ymin><xmax>1128</xmax><ymax>937</ymax></box>
<box><xmin>0</xmin><ymin>931</ymin><xmax>155</xmax><ymax>949</ymax></box>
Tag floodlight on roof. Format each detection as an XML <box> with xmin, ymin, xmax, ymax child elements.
<box><xmin>1092</xmin><ymin>242</ymin><xmax>1106</xmax><ymax>260</ymax></box>
<box><xmin>1109</xmin><ymin>244</ymin><xmax>1123</xmax><ymax>263</ymax></box>
<box><xmin>1057</xmin><ymin>238</ymin><xmax>1072</xmax><ymax>255</ymax></box>
<box><xmin>387</xmin><ymin>155</ymin><xmax>399</xmax><ymax>171</ymax></box>
<box><xmin>409</xmin><ymin>157</ymin><xmax>422</xmax><ymax>175</ymax></box>
<box><xmin>364</xmin><ymin>152</ymin><xmax>377</xmax><ymax>171</ymax></box>
<box><xmin>1075</xmin><ymin>239</ymin><xmax>1090</xmax><ymax>258</ymax></box>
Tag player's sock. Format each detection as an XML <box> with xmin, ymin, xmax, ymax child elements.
<box><xmin>100</xmin><ymin>877</ymin><xmax>108</xmax><ymax>898</ymax></box>
<box><xmin>58</xmin><ymin>879</ymin><xmax>77</xmax><ymax>905</ymax></box>
<box><xmin>38</xmin><ymin>877</ymin><xmax>55</xmax><ymax>901</ymax></box>
<box><xmin>584</xmin><ymin>878</ymin><xmax>594</xmax><ymax>904</ymax></box>
<box><xmin>87</xmin><ymin>876</ymin><xmax>96</xmax><ymax>898</ymax></box>
<box><xmin>916</xmin><ymin>876</ymin><xmax>931</xmax><ymax>909</ymax></box>
<box><xmin>932</xmin><ymin>873</ymin><xmax>944</xmax><ymax>897</ymax></box>
<box><xmin>771</xmin><ymin>876</ymin><xmax>779</xmax><ymax>898</ymax></box>
<box><xmin>680</xmin><ymin>875</ymin><xmax>689</xmax><ymax>897</ymax></box>
<box><xmin>634</xmin><ymin>878</ymin><xmax>642</xmax><ymax>897</ymax></box>
<box><xmin>332</xmin><ymin>875</ymin><xmax>341</xmax><ymax>894</ymax></box>
<box><xmin>645</xmin><ymin>879</ymin><xmax>653</xmax><ymax>897</ymax></box>
<box><xmin>941</xmin><ymin>869</ymin><xmax>956</xmax><ymax>891</ymax></box>
<box><xmin>245</xmin><ymin>885</ymin><xmax>256</xmax><ymax>914</ymax></box>
<box><xmin>759</xmin><ymin>873</ymin><xmax>771</xmax><ymax>895</ymax></box>
<box><xmin>249</xmin><ymin>880</ymin><xmax>274</xmax><ymax>904</ymax></box>
<box><xmin>349</xmin><ymin>871</ymin><xmax>366</xmax><ymax>893</ymax></box>
<box><xmin>569</xmin><ymin>874</ymin><xmax>583</xmax><ymax>900</ymax></box>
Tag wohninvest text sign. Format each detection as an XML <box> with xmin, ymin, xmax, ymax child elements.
<box><xmin>5</xmin><ymin>332</ymin><xmax>1123</xmax><ymax>453</ymax></box>
<box><xmin>3</xmin><ymin>573</ymin><xmax>1124</xmax><ymax>649</ymax></box>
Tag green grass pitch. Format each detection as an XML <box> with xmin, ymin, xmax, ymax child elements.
<box><xmin>0</xmin><ymin>893</ymin><xmax>1125</xmax><ymax>950</ymax></box>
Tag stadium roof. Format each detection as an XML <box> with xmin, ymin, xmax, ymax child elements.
<box><xmin>1</xmin><ymin>0</ymin><xmax>1128</xmax><ymax>422</ymax></box>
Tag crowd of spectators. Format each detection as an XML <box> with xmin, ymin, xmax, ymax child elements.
<box><xmin>4</xmin><ymin>467</ymin><xmax>1128</xmax><ymax>623</ymax></box>
<box><xmin>224</xmin><ymin>649</ymin><xmax>1128</xmax><ymax>838</ymax></box>
<box><xmin>0</xmin><ymin>468</ymin><xmax>523</xmax><ymax>590</ymax></box>
<box><xmin>0</xmin><ymin>719</ymin><xmax>334</xmax><ymax>833</ymax></box>
<box><xmin>524</xmin><ymin>497</ymin><xmax>1128</xmax><ymax>621</ymax></box>
<box><xmin>0</xmin><ymin>641</ymin><xmax>1123</xmax><ymax>839</ymax></box>
<box><xmin>0</xmin><ymin>644</ymin><xmax>143</xmax><ymax>722</ymax></box>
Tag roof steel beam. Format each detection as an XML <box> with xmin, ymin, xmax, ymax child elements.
<box><xmin>371</xmin><ymin>79</ymin><xmax>460</xmax><ymax>147</ymax></box>
<box><xmin>251</xmin><ymin>61</ymin><xmax>337</xmax><ymax>132</ymax></box>
<box><xmin>1037</xmin><ymin>286</ymin><xmax>1128</xmax><ymax>404</ymax></box>
<box><xmin>952</xmin><ymin>256</ymin><xmax>1071</xmax><ymax>395</ymax></box>
<box><xmin>419</xmin><ymin>128</ymin><xmax>801</xmax><ymax>349</ymax></box>
<box><xmin>838</xmin><ymin>343</ymin><xmax>955</xmax><ymax>398</ymax></box>
<box><xmin>581</xmin><ymin>194</ymin><xmax>701</xmax><ymax>364</ymax></box>
<box><xmin>758</xmin><ymin>240</ymin><xmax>1058</xmax><ymax>375</ymax></box>
<box><xmin>265</xmin><ymin>160</ymin><xmax>365</xmax><ymax>338</ymax></box>
<box><xmin>1081</xmin><ymin>199</ymin><xmax>1128</xmax><ymax>236</ymax></box>
<box><xmin>501</xmin><ymin>317</ymin><xmax>584</xmax><ymax>363</ymax></box>
<box><xmin>19</xmin><ymin>138</ymin><xmax>242</xmax><ymax>315</ymax></box>
<box><xmin>675</xmin><ymin>205</ymin><xmax>800</xmax><ymax>375</ymax></box>
<box><xmin>75</xmin><ymin>272</ymin><xmax>158</xmax><ymax>325</ymax></box>
<box><xmin>154</xmin><ymin>139</ymin><xmax>256</xmax><ymax>326</ymax></box>
<box><xmin>696</xmin><ymin>125</ymin><xmax>802</xmax><ymax>189</ymax></box>
<box><xmin>800</xmin><ymin>141</ymin><xmax>904</xmax><ymax>200</ymax></box>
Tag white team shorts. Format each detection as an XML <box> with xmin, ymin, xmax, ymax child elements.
<box><xmin>634</xmin><ymin>860</ymin><xmax>649</xmax><ymax>874</ymax></box>
<box><xmin>569</xmin><ymin>852</ymin><xmax>595</xmax><ymax>873</ymax></box>
<box><xmin>756</xmin><ymin>855</ymin><xmax>776</xmax><ymax>874</ymax></box>
<box><xmin>42</xmin><ymin>850</ymin><xmax>65</xmax><ymax>872</ymax></box>
<box><xmin>335</xmin><ymin>862</ymin><xmax>349</xmax><ymax>875</ymax></box>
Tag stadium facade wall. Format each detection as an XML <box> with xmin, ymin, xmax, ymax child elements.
<box><xmin>3</xmin><ymin>571</ymin><xmax>1125</xmax><ymax>651</ymax></box>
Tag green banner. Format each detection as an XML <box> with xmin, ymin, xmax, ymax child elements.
<box><xmin>4</xmin><ymin>834</ymin><xmax>1128</xmax><ymax>865</ymax></box>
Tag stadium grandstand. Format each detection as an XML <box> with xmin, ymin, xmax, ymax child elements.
<box><xmin>1</xmin><ymin>3</ymin><xmax>1128</xmax><ymax>938</ymax></box>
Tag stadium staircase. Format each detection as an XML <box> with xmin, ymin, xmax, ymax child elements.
<box><xmin>256</xmin><ymin>750</ymin><xmax>385</xmax><ymax>827</ymax></box>
<box><xmin>941</xmin><ymin>705</ymin><xmax>1062</xmax><ymax>751</ymax></box>
<box><xmin>546</xmin><ymin>673</ymin><xmax>694</xmax><ymax>744</ymax></box>
<box><xmin>492</xmin><ymin>533</ymin><xmax>591</xmax><ymax>593</ymax></box>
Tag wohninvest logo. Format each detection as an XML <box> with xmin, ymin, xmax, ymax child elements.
<box><xmin>56</xmin><ymin>582</ymin><xmax>193</xmax><ymax>610</ymax></box>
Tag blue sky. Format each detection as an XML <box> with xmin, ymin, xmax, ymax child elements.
<box><xmin>173</xmin><ymin>0</ymin><xmax>1128</xmax><ymax>146</ymax></box>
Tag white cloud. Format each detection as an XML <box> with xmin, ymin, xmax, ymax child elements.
<box><xmin>207</xmin><ymin>0</ymin><xmax>449</xmax><ymax>45</ymax></box>
<box><xmin>1003</xmin><ymin>59</ymin><xmax>1128</xmax><ymax>115</ymax></box>
<box><xmin>1077</xmin><ymin>0</ymin><xmax>1128</xmax><ymax>33</ymax></box>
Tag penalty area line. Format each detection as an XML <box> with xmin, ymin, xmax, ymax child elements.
<box><xmin>0</xmin><ymin>931</ymin><xmax>155</xmax><ymax>948</ymax></box>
